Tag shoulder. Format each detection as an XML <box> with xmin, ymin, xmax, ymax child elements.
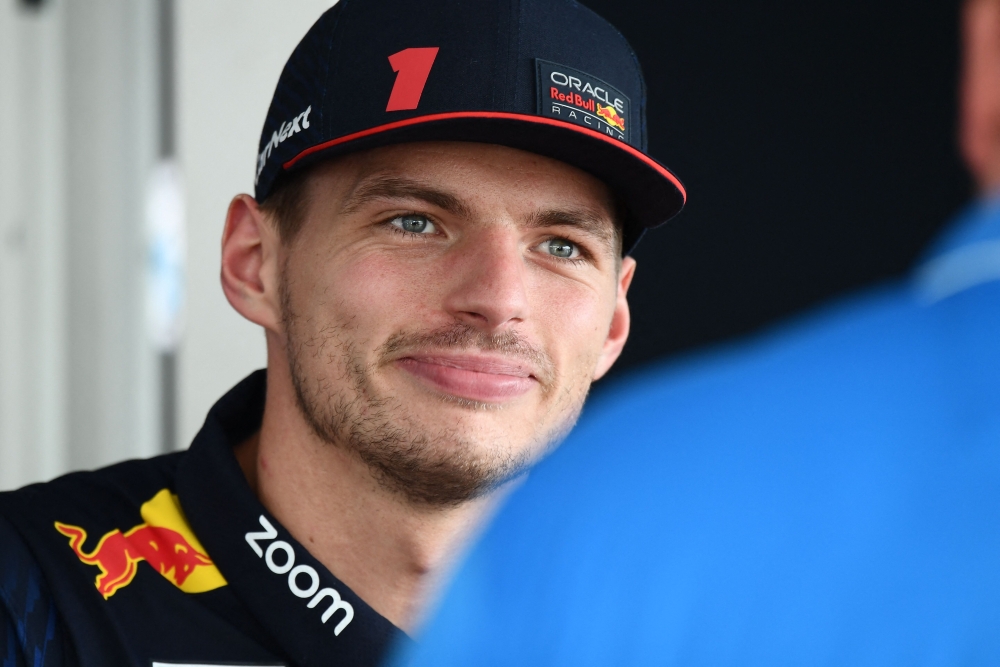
<box><xmin>0</xmin><ymin>451</ymin><xmax>185</xmax><ymax>519</ymax></box>
<box><xmin>0</xmin><ymin>452</ymin><xmax>187</xmax><ymax>593</ymax></box>
<box><xmin>506</xmin><ymin>275</ymin><xmax>1000</xmax><ymax>544</ymax></box>
<box><xmin>0</xmin><ymin>451</ymin><xmax>189</xmax><ymax>665</ymax></box>
<box><xmin>580</xmin><ymin>275</ymin><xmax>999</xmax><ymax>463</ymax></box>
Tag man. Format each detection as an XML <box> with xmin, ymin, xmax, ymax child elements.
<box><xmin>0</xmin><ymin>0</ymin><xmax>685</xmax><ymax>665</ymax></box>
<box><xmin>395</xmin><ymin>1</ymin><xmax>1000</xmax><ymax>665</ymax></box>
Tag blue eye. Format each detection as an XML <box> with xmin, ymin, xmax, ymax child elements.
<box><xmin>390</xmin><ymin>214</ymin><xmax>436</xmax><ymax>234</ymax></box>
<box><xmin>544</xmin><ymin>238</ymin><xmax>579</xmax><ymax>259</ymax></box>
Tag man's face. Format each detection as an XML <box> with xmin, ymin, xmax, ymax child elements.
<box><xmin>274</xmin><ymin>141</ymin><xmax>633</xmax><ymax>506</ymax></box>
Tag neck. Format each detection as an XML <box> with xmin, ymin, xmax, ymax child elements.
<box><xmin>233</xmin><ymin>354</ymin><xmax>499</xmax><ymax>634</ymax></box>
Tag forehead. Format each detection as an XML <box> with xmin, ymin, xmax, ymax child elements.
<box><xmin>305</xmin><ymin>141</ymin><xmax>617</xmax><ymax>221</ymax></box>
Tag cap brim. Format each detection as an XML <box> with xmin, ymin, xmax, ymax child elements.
<box><xmin>281</xmin><ymin>112</ymin><xmax>686</xmax><ymax>254</ymax></box>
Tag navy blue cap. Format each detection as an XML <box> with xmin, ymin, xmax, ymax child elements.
<box><xmin>254</xmin><ymin>0</ymin><xmax>686</xmax><ymax>253</ymax></box>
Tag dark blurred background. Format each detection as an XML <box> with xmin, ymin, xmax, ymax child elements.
<box><xmin>579</xmin><ymin>0</ymin><xmax>972</xmax><ymax>379</ymax></box>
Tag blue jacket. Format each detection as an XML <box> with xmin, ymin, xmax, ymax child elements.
<box><xmin>395</xmin><ymin>196</ymin><xmax>1000</xmax><ymax>666</ymax></box>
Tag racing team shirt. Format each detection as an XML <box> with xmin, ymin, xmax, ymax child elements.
<box><xmin>0</xmin><ymin>371</ymin><xmax>405</xmax><ymax>667</ymax></box>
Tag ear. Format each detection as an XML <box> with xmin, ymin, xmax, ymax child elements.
<box><xmin>960</xmin><ymin>0</ymin><xmax>1000</xmax><ymax>191</ymax></box>
<box><xmin>220</xmin><ymin>194</ymin><xmax>283</xmax><ymax>333</ymax></box>
<box><xmin>592</xmin><ymin>256</ymin><xmax>637</xmax><ymax>381</ymax></box>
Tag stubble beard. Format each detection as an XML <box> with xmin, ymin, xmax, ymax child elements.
<box><xmin>279</xmin><ymin>269</ymin><xmax>586</xmax><ymax>508</ymax></box>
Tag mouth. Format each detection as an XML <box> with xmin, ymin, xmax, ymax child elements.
<box><xmin>394</xmin><ymin>353</ymin><xmax>539</xmax><ymax>404</ymax></box>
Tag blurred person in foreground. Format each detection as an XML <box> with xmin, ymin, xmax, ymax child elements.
<box><xmin>0</xmin><ymin>1</ymin><xmax>686</xmax><ymax>665</ymax></box>
<box><xmin>394</xmin><ymin>1</ymin><xmax>1000</xmax><ymax>665</ymax></box>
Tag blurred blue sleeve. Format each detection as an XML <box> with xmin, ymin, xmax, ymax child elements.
<box><xmin>1</xmin><ymin>603</ymin><xmax>25</xmax><ymax>667</ymax></box>
<box><xmin>0</xmin><ymin>516</ymin><xmax>68</xmax><ymax>667</ymax></box>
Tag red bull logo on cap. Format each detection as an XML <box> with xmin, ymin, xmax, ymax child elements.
<box><xmin>55</xmin><ymin>489</ymin><xmax>227</xmax><ymax>599</ymax></box>
<box><xmin>596</xmin><ymin>103</ymin><xmax>625</xmax><ymax>132</ymax></box>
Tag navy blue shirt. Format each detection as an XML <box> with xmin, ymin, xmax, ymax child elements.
<box><xmin>0</xmin><ymin>372</ymin><xmax>404</xmax><ymax>667</ymax></box>
<box><xmin>395</xmin><ymin>196</ymin><xmax>1000</xmax><ymax>666</ymax></box>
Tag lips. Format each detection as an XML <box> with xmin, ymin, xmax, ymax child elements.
<box><xmin>395</xmin><ymin>354</ymin><xmax>538</xmax><ymax>403</ymax></box>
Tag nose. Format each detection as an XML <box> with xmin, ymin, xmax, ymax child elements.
<box><xmin>442</xmin><ymin>231</ymin><xmax>529</xmax><ymax>331</ymax></box>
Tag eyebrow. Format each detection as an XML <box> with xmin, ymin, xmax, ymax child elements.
<box><xmin>339</xmin><ymin>173</ymin><xmax>618</xmax><ymax>254</ymax></box>
<box><xmin>339</xmin><ymin>175</ymin><xmax>474</xmax><ymax>219</ymax></box>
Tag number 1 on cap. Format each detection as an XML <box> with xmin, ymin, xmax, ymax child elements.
<box><xmin>386</xmin><ymin>47</ymin><xmax>440</xmax><ymax>112</ymax></box>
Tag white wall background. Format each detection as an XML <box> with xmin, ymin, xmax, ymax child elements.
<box><xmin>0</xmin><ymin>0</ymin><xmax>334</xmax><ymax>490</ymax></box>
<box><xmin>0</xmin><ymin>0</ymin><xmax>160</xmax><ymax>490</ymax></box>
<box><xmin>177</xmin><ymin>0</ymin><xmax>335</xmax><ymax>447</ymax></box>
<box><xmin>0</xmin><ymin>0</ymin><xmax>68</xmax><ymax>489</ymax></box>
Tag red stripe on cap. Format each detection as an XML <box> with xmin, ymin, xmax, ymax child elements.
<box><xmin>281</xmin><ymin>111</ymin><xmax>687</xmax><ymax>203</ymax></box>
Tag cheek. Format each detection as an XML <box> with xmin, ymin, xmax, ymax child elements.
<box><xmin>533</xmin><ymin>279</ymin><xmax>615</xmax><ymax>371</ymax></box>
<box><xmin>299</xmin><ymin>249</ymin><xmax>442</xmax><ymax>340</ymax></box>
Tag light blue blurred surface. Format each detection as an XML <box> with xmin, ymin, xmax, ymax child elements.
<box><xmin>394</xmin><ymin>196</ymin><xmax>1000</xmax><ymax>666</ymax></box>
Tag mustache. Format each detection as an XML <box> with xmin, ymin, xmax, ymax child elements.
<box><xmin>378</xmin><ymin>323</ymin><xmax>555</xmax><ymax>384</ymax></box>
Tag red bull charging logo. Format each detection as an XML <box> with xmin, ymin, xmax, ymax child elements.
<box><xmin>596</xmin><ymin>103</ymin><xmax>625</xmax><ymax>132</ymax></box>
<box><xmin>55</xmin><ymin>489</ymin><xmax>227</xmax><ymax>599</ymax></box>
